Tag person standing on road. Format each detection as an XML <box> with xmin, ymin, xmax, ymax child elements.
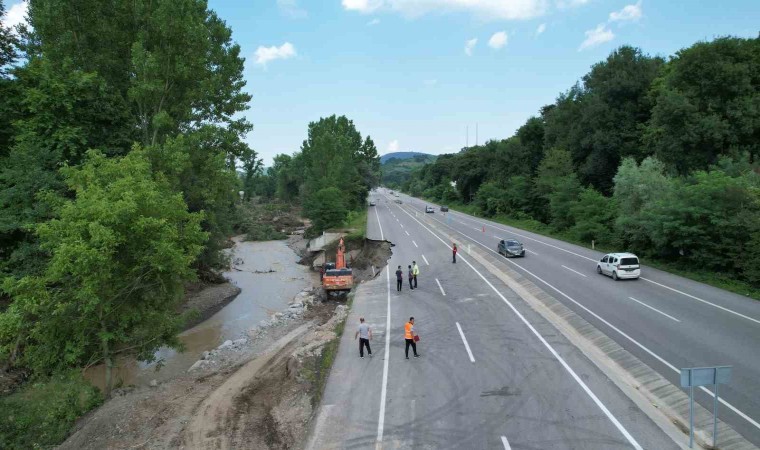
<box><xmin>355</xmin><ymin>317</ymin><xmax>372</xmax><ymax>358</ymax></box>
<box><xmin>452</xmin><ymin>243</ymin><xmax>458</xmax><ymax>263</ymax></box>
<box><xmin>408</xmin><ymin>265</ymin><xmax>414</xmax><ymax>290</ymax></box>
<box><xmin>395</xmin><ymin>265</ymin><xmax>403</xmax><ymax>291</ymax></box>
<box><xmin>412</xmin><ymin>261</ymin><xmax>419</xmax><ymax>288</ymax></box>
<box><xmin>404</xmin><ymin>317</ymin><xmax>419</xmax><ymax>359</ymax></box>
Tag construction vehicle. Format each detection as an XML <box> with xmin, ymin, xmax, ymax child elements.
<box><xmin>322</xmin><ymin>237</ymin><xmax>354</xmax><ymax>292</ymax></box>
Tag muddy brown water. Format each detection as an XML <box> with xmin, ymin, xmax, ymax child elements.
<box><xmin>85</xmin><ymin>238</ymin><xmax>312</xmax><ymax>390</ymax></box>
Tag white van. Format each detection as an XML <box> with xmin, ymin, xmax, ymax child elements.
<box><xmin>597</xmin><ymin>253</ymin><xmax>640</xmax><ymax>280</ymax></box>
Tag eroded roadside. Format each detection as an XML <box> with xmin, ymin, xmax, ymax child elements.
<box><xmin>59</xmin><ymin>233</ymin><xmax>392</xmax><ymax>450</ymax></box>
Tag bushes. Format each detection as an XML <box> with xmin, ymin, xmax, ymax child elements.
<box><xmin>0</xmin><ymin>371</ymin><xmax>102</xmax><ymax>449</ymax></box>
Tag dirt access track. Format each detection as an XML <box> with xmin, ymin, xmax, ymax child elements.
<box><xmin>61</xmin><ymin>301</ymin><xmax>347</xmax><ymax>450</ymax></box>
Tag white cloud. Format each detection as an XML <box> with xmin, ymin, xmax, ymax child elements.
<box><xmin>536</xmin><ymin>23</ymin><xmax>546</xmax><ymax>35</ymax></box>
<box><xmin>367</xmin><ymin>18</ymin><xmax>381</xmax><ymax>25</ymax></box>
<box><xmin>3</xmin><ymin>0</ymin><xmax>29</xmax><ymax>31</ymax></box>
<box><xmin>277</xmin><ymin>0</ymin><xmax>308</xmax><ymax>19</ymax></box>
<box><xmin>254</xmin><ymin>42</ymin><xmax>296</xmax><ymax>66</ymax></box>
<box><xmin>387</xmin><ymin>140</ymin><xmax>399</xmax><ymax>153</ymax></box>
<box><xmin>342</xmin><ymin>0</ymin><xmax>383</xmax><ymax>13</ymax></box>
<box><xmin>343</xmin><ymin>0</ymin><xmax>548</xmax><ymax>20</ymax></box>
<box><xmin>578</xmin><ymin>23</ymin><xmax>614</xmax><ymax>51</ymax></box>
<box><xmin>464</xmin><ymin>38</ymin><xmax>477</xmax><ymax>56</ymax></box>
<box><xmin>609</xmin><ymin>1</ymin><xmax>642</xmax><ymax>22</ymax></box>
<box><xmin>488</xmin><ymin>31</ymin><xmax>508</xmax><ymax>49</ymax></box>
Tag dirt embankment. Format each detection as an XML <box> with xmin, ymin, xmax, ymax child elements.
<box><xmin>180</xmin><ymin>282</ymin><xmax>241</xmax><ymax>329</ymax></box>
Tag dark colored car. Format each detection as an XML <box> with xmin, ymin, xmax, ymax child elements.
<box><xmin>440</xmin><ymin>206</ymin><xmax>449</xmax><ymax>212</ymax></box>
<box><xmin>497</xmin><ymin>239</ymin><xmax>525</xmax><ymax>257</ymax></box>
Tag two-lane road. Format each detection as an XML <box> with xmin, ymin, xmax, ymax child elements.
<box><xmin>397</xmin><ymin>191</ymin><xmax>760</xmax><ymax>446</ymax></box>
<box><xmin>307</xmin><ymin>190</ymin><xmax>681</xmax><ymax>449</ymax></box>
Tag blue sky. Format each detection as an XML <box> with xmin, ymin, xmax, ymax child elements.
<box><xmin>3</xmin><ymin>1</ymin><xmax>759</xmax><ymax>164</ymax></box>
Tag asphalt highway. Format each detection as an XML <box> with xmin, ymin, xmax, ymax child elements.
<box><xmin>393</xmin><ymin>190</ymin><xmax>760</xmax><ymax>447</ymax></box>
<box><xmin>307</xmin><ymin>189</ymin><xmax>686</xmax><ymax>450</ymax></box>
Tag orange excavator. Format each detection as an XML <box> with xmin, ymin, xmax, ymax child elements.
<box><xmin>322</xmin><ymin>237</ymin><xmax>354</xmax><ymax>293</ymax></box>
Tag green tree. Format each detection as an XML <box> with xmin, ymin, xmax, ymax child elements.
<box><xmin>300</xmin><ymin>115</ymin><xmax>379</xmax><ymax>211</ymax></box>
<box><xmin>569</xmin><ymin>188</ymin><xmax>616</xmax><ymax>244</ymax></box>
<box><xmin>645</xmin><ymin>36</ymin><xmax>760</xmax><ymax>174</ymax></box>
<box><xmin>474</xmin><ymin>182</ymin><xmax>507</xmax><ymax>217</ymax></box>
<box><xmin>29</xmin><ymin>0</ymin><xmax>251</xmax><ymax>146</ymax></box>
<box><xmin>304</xmin><ymin>187</ymin><xmax>349</xmax><ymax>233</ymax></box>
<box><xmin>1</xmin><ymin>149</ymin><xmax>207</xmax><ymax>397</ymax></box>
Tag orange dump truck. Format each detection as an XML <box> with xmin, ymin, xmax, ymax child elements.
<box><xmin>322</xmin><ymin>238</ymin><xmax>354</xmax><ymax>292</ymax></box>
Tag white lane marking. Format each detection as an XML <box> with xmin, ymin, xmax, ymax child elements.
<box><xmin>456</xmin><ymin>322</ymin><xmax>475</xmax><ymax>363</ymax></box>
<box><xmin>405</xmin><ymin>230</ymin><xmax>410</xmax><ymax>236</ymax></box>
<box><xmin>526</xmin><ymin>249</ymin><xmax>539</xmax><ymax>255</ymax></box>
<box><xmin>397</xmin><ymin>207</ymin><xmax>643</xmax><ymax>449</ymax></box>
<box><xmin>432</xmin><ymin>217</ymin><xmax>760</xmax><ymax>432</ymax></box>
<box><xmin>501</xmin><ymin>436</ymin><xmax>512</xmax><ymax>450</ymax></box>
<box><xmin>374</xmin><ymin>204</ymin><xmax>384</xmax><ymax>241</ymax></box>
<box><xmin>640</xmin><ymin>277</ymin><xmax>760</xmax><ymax>326</ymax></box>
<box><xmin>412</xmin><ymin>240</ymin><xmax>418</xmax><ymax>248</ymax></box>
<box><xmin>421</xmin><ymin>254</ymin><xmax>429</xmax><ymax>265</ymax></box>
<box><xmin>562</xmin><ymin>265</ymin><xmax>587</xmax><ymax>278</ymax></box>
<box><xmin>628</xmin><ymin>297</ymin><xmax>681</xmax><ymax>323</ymax></box>
<box><xmin>449</xmin><ymin>209</ymin><xmax>759</xmax><ymax>325</ymax></box>
<box><xmin>435</xmin><ymin>278</ymin><xmax>446</xmax><ymax>296</ymax></box>
<box><xmin>376</xmin><ymin>267</ymin><xmax>392</xmax><ymax>445</ymax></box>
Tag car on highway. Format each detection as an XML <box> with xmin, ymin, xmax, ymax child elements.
<box><xmin>597</xmin><ymin>252</ymin><xmax>640</xmax><ymax>280</ymax></box>
<box><xmin>394</xmin><ymin>199</ymin><xmax>402</xmax><ymax>204</ymax></box>
<box><xmin>369</xmin><ymin>200</ymin><xmax>376</xmax><ymax>206</ymax></box>
<box><xmin>425</xmin><ymin>206</ymin><xmax>434</xmax><ymax>213</ymax></box>
<box><xmin>497</xmin><ymin>239</ymin><xmax>525</xmax><ymax>257</ymax></box>
<box><xmin>440</xmin><ymin>205</ymin><xmax>449</xmax><ymax>212</ymax></box>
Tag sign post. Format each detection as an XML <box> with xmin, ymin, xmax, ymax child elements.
<box><xmin>680</xmin><ymin>366</ymin><xmax>732</xmax><ymax>448</ymax></box>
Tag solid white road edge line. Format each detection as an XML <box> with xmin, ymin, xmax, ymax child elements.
<box><xmin>501</xmin><ymin>435</ymin><xmax>512</xmax><ymax>450</ymax></box>
<box><xmin>373</xmin><ymin>204</ymin><xmax>384</xmax><ymax>241</ymax></box>
<box><xmin>376</xmin><ymin>265</ymin><xmax>391</xmax><ymax>447</ymax></box>
<box><xmin>628</xmin><ymin>297</ymin><xmax>681</xmax><ymax>323</ymax></box>
<box><xmin>425</xmin><ymin>211</ymin><xmax>760</xmax><ymax>432</ymax></box>
<box><xmin>449</xmin><ymin>209</ymin><xmax>759</xmax><ymax>325</ymax></box>
<box><xmin>435</xmin><ymin>278</ymin><xmax>446</xmax><ymax>296</ymax></box>
<box><xmin>562</xmin><ymin>265</ymin><xmax>588</xmax><ymax>278</ymax></box>
<box><xmin>456</xmin><ymin>322</ymin><xmax>475</xmax><ymax>363</ymax></box>
<box><xmin>394</xmin><ymin>204</ymin><xmax>643</xmax><ymax>450</ymax></box>
<box><xmin>421</xmin><ymin>254</ymin><xmax>429</xmax><ymax>265</ymax></box>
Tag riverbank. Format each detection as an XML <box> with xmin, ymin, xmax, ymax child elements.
<box><xmin>58</xmin><ymin>231</ymin><xmax>350</xmax><ymax>449</ymax></box>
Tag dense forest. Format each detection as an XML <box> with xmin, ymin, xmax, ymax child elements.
<box><xmin>381</xmin><ymin>153</ymin><xmax>437</xmax><ymax>187</ymax></box>
<box><xmin>401</xmin><ymin>38</ymin><xmax>760</xmax><ymax>289</ymax></box>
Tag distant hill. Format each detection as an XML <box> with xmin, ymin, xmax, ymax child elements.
<box><xmin>381</xmin><ymin>152</ymin><xmax>436</xmax><ymax>187</ymax></box>
<box><xmin>380</xmin><ymin>152</ymin><xmax>435</xmax><ymax>164</ymax></box>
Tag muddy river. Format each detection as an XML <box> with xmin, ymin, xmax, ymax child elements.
<box><xmin>86</xmin><ymin>238</ymin><xmax>311</xmax><ymax>389</ymax></box>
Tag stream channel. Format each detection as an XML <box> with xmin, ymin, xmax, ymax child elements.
<box><xmin>85</xmin><ymin>238</ymin><xmax>311</xmax><ymax>390</ymax></box>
